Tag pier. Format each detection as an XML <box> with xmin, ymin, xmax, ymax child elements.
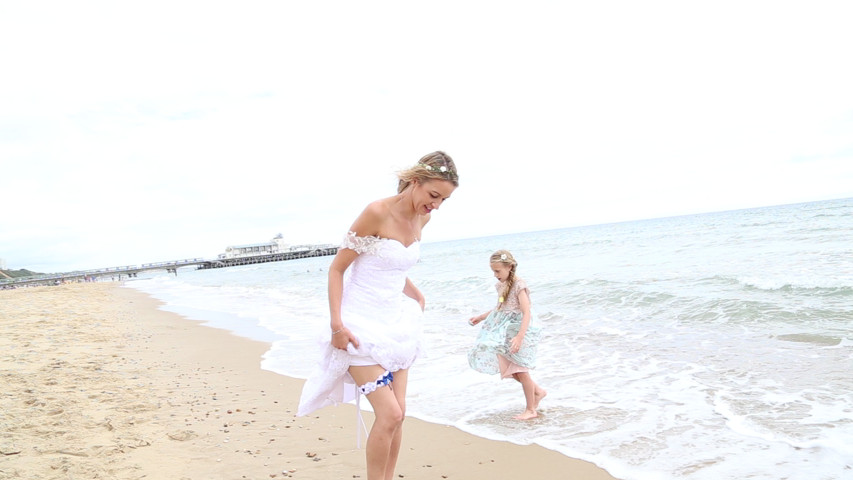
<box><xmin>197</xmin><ymin>246</ymin><xmax>338</xmax><ymax>269</ymax></box>
<box><xmin>0</xmin><ymin>246</ymin><xmax>338</xmax><ymax>288</ymax></box>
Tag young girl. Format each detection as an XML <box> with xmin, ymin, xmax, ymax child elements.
<box><xmin>468</xmin><ymin>249</ymin><xmax>546</xmax><ymax>419</ymax></box>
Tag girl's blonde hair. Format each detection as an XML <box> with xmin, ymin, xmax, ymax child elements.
<box><xmin>397</xmin><ymin>151</ymin><xmax>459</xmax><ymax>193</ymax></box>
<box><xmin>490</xmin><ymin>249</ymin><xmax>517</xmax><ymax>309</ymax></box>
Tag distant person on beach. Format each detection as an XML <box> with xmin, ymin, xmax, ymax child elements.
<box><xmin>468</xmin><ymin>249</ymin><xmax>546</xmax><ymax>419</ymax></box>
<box><xmin>297</xmin><ymin>151</ymin><xmax>458</xmax><ymax>480</ymax></box>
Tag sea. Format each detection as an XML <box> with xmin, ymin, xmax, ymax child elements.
<box><xmin>126</xmin><ymin>197</ymin><xmax>852</xmax><ymax>480</ymax></box>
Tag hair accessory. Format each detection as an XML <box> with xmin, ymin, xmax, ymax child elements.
<box><xmin>500</xmin><ymin>253</ymin><xmax>508</xmax><ymax>261</ymax></box>
<box><xmin>421</xmin><ymin>162</ymin><xmax>457</xmax><ymax>180</ymax></box>
<box><xmin>498</xmin><ymin>296</ymin><xmax>505</xmax><ymax>303</ymax></box>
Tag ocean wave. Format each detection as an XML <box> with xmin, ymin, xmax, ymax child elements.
<box><xmin>737</xmin><ymin>275</ymin><xmax>853</xmax><ymax>293</ymax></box>
<box><xmin>775</xmin><ymin>333</ymin><xmax>843</xmax><ymax>346</ymax></box>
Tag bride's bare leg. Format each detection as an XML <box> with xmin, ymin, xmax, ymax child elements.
<box><xmin>349</xmin><ymin>366</ymin><xmax>404</xmax><ymax>480</ymax></box>
<box><xmin>385</xmin><ymin>369</ymin><xmax>408</xmax><ymax>480</ymax></box>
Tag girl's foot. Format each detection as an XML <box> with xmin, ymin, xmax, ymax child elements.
<box><xmin>514</xmin><ymin>409</ymin><xmax>538</xmax><ymax>420</ymax></box>
<box><xmin>534</xmin><ymin>388</ymin><xmax>547</xmax><ymax>410</ymax></box>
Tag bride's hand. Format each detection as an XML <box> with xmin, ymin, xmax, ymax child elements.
<box><xmin>332</xmin><ymin>328</ymin><xmax>359</xmax><ymax>350</ymax></box>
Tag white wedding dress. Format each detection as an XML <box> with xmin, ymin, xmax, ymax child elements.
<box><xmin>297</xmin><ymin>232</ymin><xmax>423</xmax><ymax>416</ymax></box>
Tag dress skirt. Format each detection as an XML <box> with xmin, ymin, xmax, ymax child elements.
<box><xmin>468</xmin><ymin>309</ymin><xmax>540</xmax><ymax>378</ymax></box>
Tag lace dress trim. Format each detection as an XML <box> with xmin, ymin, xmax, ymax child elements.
<box><xmin>341</xmin><ymin>231</ymin><xmax>383</xmax><ymax>255</ymax></box>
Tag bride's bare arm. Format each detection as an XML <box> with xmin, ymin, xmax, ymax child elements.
<box><xmin>403</xmin><ymin>277</ymin><xmax>425</xmax><ymax>311</ymax></box>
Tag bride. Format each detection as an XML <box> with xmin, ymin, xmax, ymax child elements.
<box><xmin>297</xmin><ymin>151</ymin><xmax>459</xmax><ymax>480</ymax></box>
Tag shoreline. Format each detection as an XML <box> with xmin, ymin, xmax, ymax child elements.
<box><xmin>0</xmin><ymin>282</ymin><xmax>617</xmax><ymax>479</ymax></box>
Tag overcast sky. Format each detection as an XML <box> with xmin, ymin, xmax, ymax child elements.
<box><xmin>2</xmin><ymin>1</ymin><xmax>852</xmax><ymax>273</ymax></box>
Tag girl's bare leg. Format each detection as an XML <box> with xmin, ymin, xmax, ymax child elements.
<box><xmin>512</xmin><ymin>372</ymin><xmax>546</xmax><ymax>420</ymax></box>
<box><xmin>349</xmin><ymin>366</ymin><xmax>406</xmax><ymax>480</ymax></box>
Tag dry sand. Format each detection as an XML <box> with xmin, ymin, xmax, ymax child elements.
<box><xmin>0</xmin><ymin>282</ymin><xmax>617</xmax><ymax>479</ymax></box>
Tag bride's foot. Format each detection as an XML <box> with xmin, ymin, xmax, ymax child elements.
<box><xmin>514</xmin><ymin>409</ymin><xmax>538</xmax><ymax>420</ymax></box>
<box><xmin>534</xmin><ymin>388</ymin><xmax>547</xmax><ymax>410</ymax></box>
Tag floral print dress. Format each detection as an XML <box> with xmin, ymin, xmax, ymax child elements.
<box><xmin>468</xmin><ymin>278</ymin><xmax>541</xmax><ymax>378</ymax></box>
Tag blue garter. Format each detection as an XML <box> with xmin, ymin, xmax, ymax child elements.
<box><xmin>358</xmin><ymin>370</ymin><xmax>394</xmax><ymax>395</ymax></box>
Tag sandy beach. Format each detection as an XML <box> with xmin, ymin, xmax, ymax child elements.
<box><xmin>0</xmin><ymin>282</ymin><xmax>617</xmax><ymax>480</ymax></box>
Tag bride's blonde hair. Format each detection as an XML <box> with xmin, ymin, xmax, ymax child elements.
<box><xmin>397</xmin><ymin>151</ymin><xmax>459</xmax><ymax>193</ymax></box>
